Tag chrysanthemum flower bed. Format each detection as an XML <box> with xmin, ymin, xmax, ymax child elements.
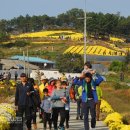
<box><xmin>101</xmin><ymin>99</ymin><xmax>130</xmax><ymax>130</ymax></box>
<box><xmin>0</xmin><ymin>103</ymin><xmax>15</xmax><ymax>130</ymax></box>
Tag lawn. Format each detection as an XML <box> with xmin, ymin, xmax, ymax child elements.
<box><xmin>0</xmin><ymin>42</ymin><xmax>69</xmax><ymax>60</ymax></box>
<box><xmin>101</xmin><ymin>77</ymin><xmax>130</xmax><ymax>123</ymax></box>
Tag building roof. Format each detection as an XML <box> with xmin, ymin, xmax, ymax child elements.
<box><xmin>11</xmin><ymin>55</ymin><xmax>55</xmax><ymax>64</ymax></box>
<box><xmin>0</xmin><ymin>59</ymin><xmax>39</xmax><ymax>70</ymax></box>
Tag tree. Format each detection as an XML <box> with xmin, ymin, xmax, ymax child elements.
<box><xmin>0</xmin><ymin>32</ymin><xmax>10</xmax><ymax>42</ymax></box>
<box><xmin>56</xmin><ymin>53</ymin><xmax>84</xmax><ymax>73</ymax></box>
<box><xmin>109</xmin><ymin>61</ymin><xmax>127</xmax><ymax>72</ymax></box>
<box><xmin>125</xmin><ymin>51</ymin><xmax>130</xmax><ymax>64</ymax></box>
<box><xmin>0</xmin><ymin>20</ymin><xmax>7</xmax><ymax>33</ymax></box>
<box><xmin>1</xmin><ymin>8</ymin><xmax>130</xmax><ymax>37</ymax></box>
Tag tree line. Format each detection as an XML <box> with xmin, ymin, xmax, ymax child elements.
<box><xmin>0</xmin><ymin>8</ymin><xmax>130</xmax><ymax>37</ymax></box>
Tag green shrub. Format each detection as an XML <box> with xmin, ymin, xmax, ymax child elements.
<box><xmin>14</xmin><ymin>40</ymin><xmax>30</xmax><ymax>47</ymax></box>
<box><xmin>0</xmin><ymin>40</ymin><xmax>30</xmax><ymax>48</ymax></box>
<box><xmin>109</xmin><ymin>61</ymin><xmax>127</xmax><ymax>72</ymax></box>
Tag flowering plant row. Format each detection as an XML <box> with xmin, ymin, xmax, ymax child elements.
<box><xmin>101</xmin><ymin>99</ymin><xmax>130</xmax><ymax>130</ymax></box>
<box><xmin>0</xmin><ymin>103</ymin><xmax>15</xmax><ymax>130</ymax></box>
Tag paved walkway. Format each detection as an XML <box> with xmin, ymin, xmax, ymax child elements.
<box><xmin>33</xmin><ymin>103</ymin><xmax>109</xmax><ymax>130</ymax></box>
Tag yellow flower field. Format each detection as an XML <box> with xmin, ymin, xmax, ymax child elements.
<box><xmin>11</xmin><ymin>30</ymin><xmax>84</xmax><ymax>41</ymax></box>
<box><xmin>64</xmin><ymin>45</ymin><xmax>126</xmax><ymax>56</ymax></box>
<box><xmin>101</xmin><ymin>99</ymin><xmax>130</xmax><ymax>130</ymax></box>
<box><xmin>110</xmin><ymin>37</ymin><xmax>125</xmax><ymax>43</ymax></box>
<box><xmin>0</xmin><ymin>103</ymin><xmax>15</xmax><ymax>130</ymax></box>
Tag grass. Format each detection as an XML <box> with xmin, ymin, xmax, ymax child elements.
<box><xmin>0</xmin><ymin>42</ymin><xmax>69</xmax><ymax>60</ymax></box>
<box><xmin>106</xmin><ymin>72</ymin><xmax>130</xmax><ymax>83</ymax></box>
<box><xmin>101</xmin><ymin>72</ymin><xmax>130</xmax><ymax>123</ymax></box>
<box><xmin>101</xmin><ymin>80</ymin><xmax>130</xmax><ymax>123</ymax></box>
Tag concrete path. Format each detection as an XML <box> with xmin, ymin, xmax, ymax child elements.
<box><xmin>33</xmin><ymin>103</ymin><xmax>109</xmax><ymax>130</ymax></box>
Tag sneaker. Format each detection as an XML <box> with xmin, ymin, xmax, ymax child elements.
<box><xmin>60</xmin><ymin>127</ymin><xmax>65</xmax><ymax>130</ymax></box>
<box><xmin>80</xmin><ymin>115</ymin><xmax>83</xmax><ymax>120</ymax></box>
<box><xmin>58</xmin><ymin>126</ymin><xmax>65</xmax><ymax>130</ymax></box>
<box><xmin>66</xmin><ymin>124</ymin><xmax>69</xmax><ymax>129</ymax></box>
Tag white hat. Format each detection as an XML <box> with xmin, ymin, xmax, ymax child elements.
<box><xmin>41</xmin><ymin>75</ymin><xmax>47</xmax><ymax>80</ymax></box>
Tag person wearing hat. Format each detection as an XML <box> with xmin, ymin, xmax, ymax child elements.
<box><xmin>15</xmin><ymin>73</ymin><xmax>34</xmax><ymax>130</ymax></box>
<box><xmin>47</xmin><ymin>77</ymin><xmax>56</xmax><ymax>96</ymax></box>
<box><xmin>39</xmin><ymin>75</ymin><xmax>48</xmax><ymax>100</ymax></box>
<box><xmin>60</xmin><ymin>73</ymin><xmax>67</xmax><ymax>82</ymax></box>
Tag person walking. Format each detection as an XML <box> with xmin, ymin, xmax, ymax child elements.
<box><xmin>61</xmin><ymin>80</ymin><xmax>72</xmax><ymax>129</ymax></box>
<box><xmin>15</xmin><ymin>73</ymin><xmax>34</xmax><ymax>130</ymax></box>
<box><xmin>96</xmin><ymin>85</ymin><xmax>103</xmax><ymax>121</ymax></box>
<box><xmin>82</xmin><ymin>73</ymin><xmax>98</xmax><ymax>130</ymax></box>
<box><xmin>47</xmin><ymin>78</ymin><xmax>55</xmax><ymax>96</ymax></box>
<box><xmin>39</xmin><ymin>75</ymin><xmax>48</xmax><ymax>100</ymax></box>
<box><xmin>51</xmin><ymin>80</ymin><xmax>67</xmax><ymax>130</ymax></box>
<box><xmin>15</xmin><ymin>71</ymin><xmax>18</xmax><ymax>81</ymax></box>
<box><xmin>41</xmin><ymin>88</ymin><xmax>52</xmax><ymax>130</ymax></box>
<box><xmin>39</xmin><ymin>75</ymin><xmax>48</xmax><ymax>119</ymax></box>
<box><xmin>75</xmin><ymin>85</ymin><xmax>83</xmax><ymax>120</ymax></box>
<box><xmin>28</xmin><ymin>78</ymin><xmax>41</xmax><ymax>130</ymax></box>
<box><xmin>8</xmin><ymin>72</ymin><xmax>11</xmax><ymax>80</ymax></box>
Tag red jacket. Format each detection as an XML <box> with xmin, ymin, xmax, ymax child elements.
<box><xmin>47</xmin><ymin>85</ymin><xmax>55</xmax><ymax>96</ymax></box>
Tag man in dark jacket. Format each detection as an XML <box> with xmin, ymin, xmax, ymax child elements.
<box><xmin>15</xmin><ymin>73</ymin><xmax>34</xmax><ymax>130</ymax></box>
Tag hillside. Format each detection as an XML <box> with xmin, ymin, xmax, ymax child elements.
<box><xmin>0</xmin><ymin>30</ymin><xmax>130</xmax><ymax>61</ymax></box>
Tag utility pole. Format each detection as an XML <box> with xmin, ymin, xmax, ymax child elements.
<box><xmin>27</xmin><ymin>47</ymin><xmax>30</xmax><ymax>77</ymax></box>
<box><xmin>78</xmin><ymin>0</ymin><xmax>92</xmax><ymax>63</ymax></box>
<box><xmin>23</xmin><ymin>51</ymin><xmax>26</xmax><ymax>73</ymax></box>
<box><xmin>84</xmin><ymin>0</ymin><xmax>87</xmax><ymax>64</ymax></box>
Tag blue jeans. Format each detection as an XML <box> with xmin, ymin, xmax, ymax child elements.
<box><xmin>82</xmin><ymin>100</ymin><xmax>96</xmax><ymax>130</ymax></box>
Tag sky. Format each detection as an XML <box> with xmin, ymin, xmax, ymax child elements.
<box><xmin>0</xmin><ymin>0</ymin><xmax>130</xmax><ymax>20</ymax></box>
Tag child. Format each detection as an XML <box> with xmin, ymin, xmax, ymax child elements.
<box><xmin>61</xmin><ymin>81</ymin><xmax>72</xmax><ymax>129</ymax></box>
<box><xmin>41</xmin><ymin>88</ymin><xmax>52</xmax><ymax>130</ymax></box>
<box><xmin>82</xmin><ymin>62</ymin><xmax>96</xmax><ymax>75</ymax></box>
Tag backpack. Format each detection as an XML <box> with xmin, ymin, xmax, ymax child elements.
<box><xmin>31</xmin><ymin>90</ymin><xmax>41</xmax><ymax>108</ymax></box>
<box><xmin>69</xmin><ymin>86</ymin><xmax>75</xmax><ymax>100</ymax></box>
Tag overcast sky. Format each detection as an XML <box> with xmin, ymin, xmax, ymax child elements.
<box><xmin>0</xmin><ymin>0</ymin><xmax>130</xmax><ymax>20</ymax></box>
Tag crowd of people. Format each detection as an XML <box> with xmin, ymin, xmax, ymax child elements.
<box><xmin>15</xmin><ymin>62</ymin><xmax>104</xmax><ymax>130</ymax></box>
<box><xmin>0</xmin><ymin>71</ymin><xmax>18</xmax><ymax>81</ymax></box>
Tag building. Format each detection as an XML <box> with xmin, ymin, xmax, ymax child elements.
<box><xmin>92</xmin><ymin>63</ymin><xmax>108</xmax><ymax>74</ymax></box>
<box><xmin>0</xmin><ymin>59</ymin><xmax>39</xmax><ymax>70</ymax></box>
<box><xmin>11</xmin><ymin>55</ymin><xmax>55</xmax><ymax>69</ymax></box>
